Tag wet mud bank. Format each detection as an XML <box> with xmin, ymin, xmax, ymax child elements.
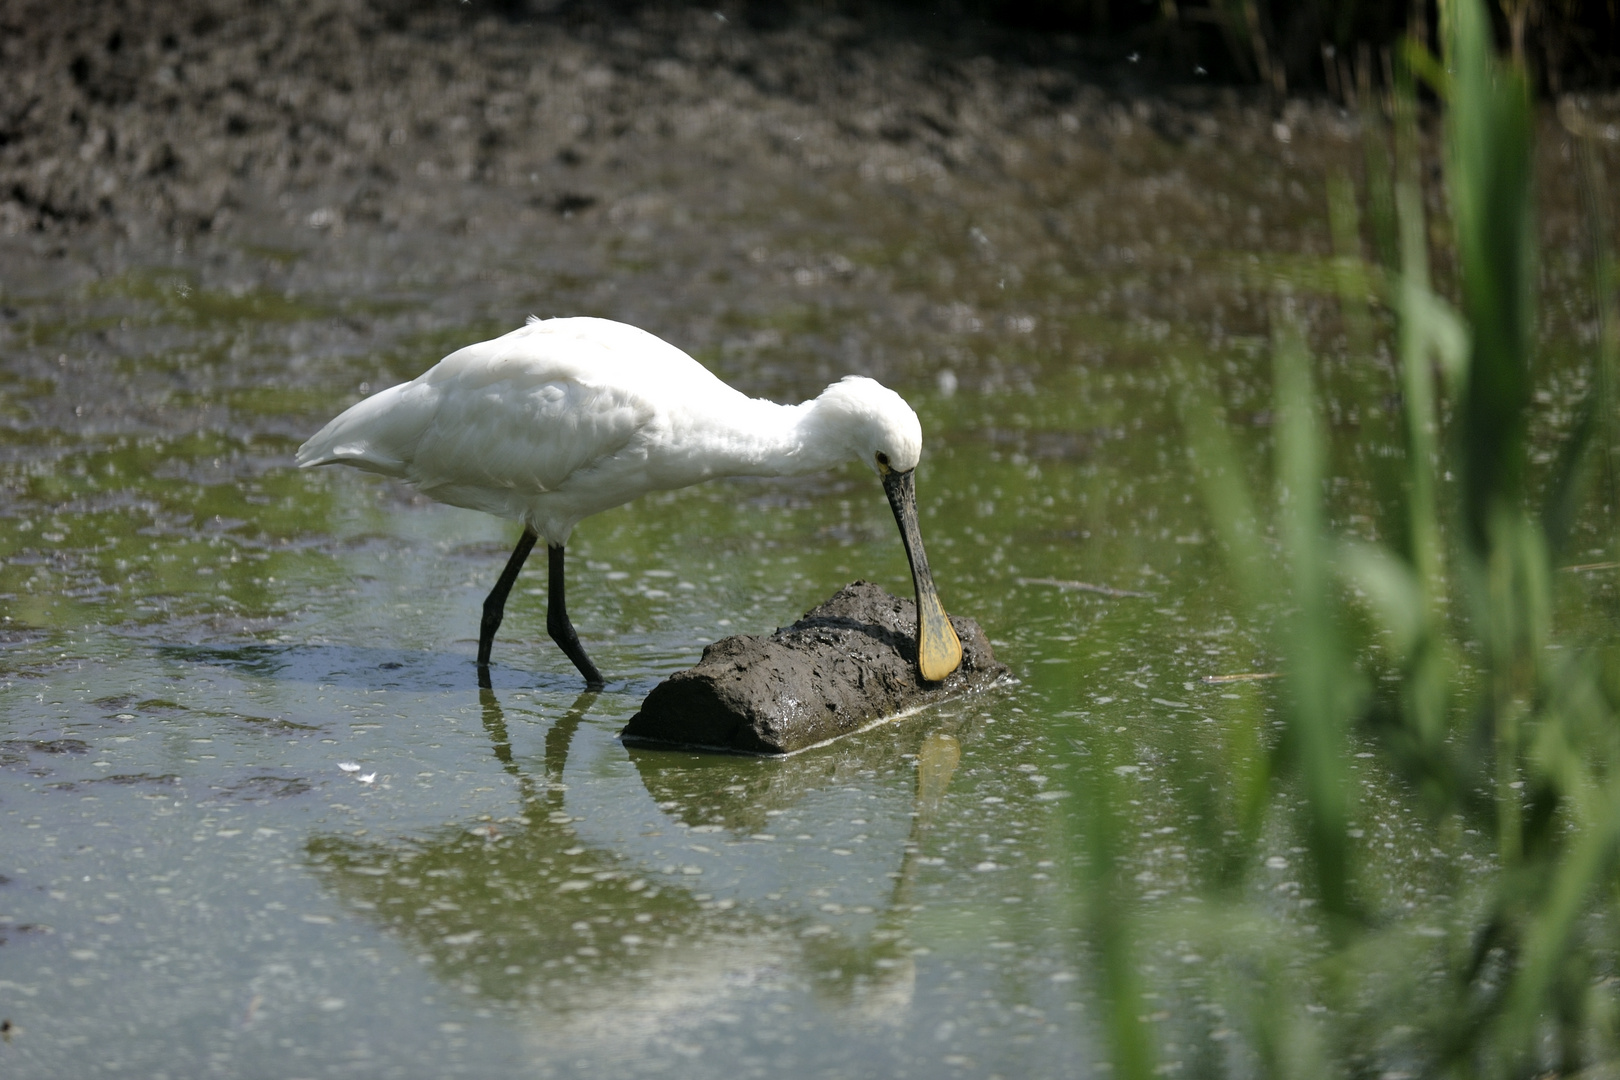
<box><xmin>621</xmin><ymin>581</ymin><xmax>1007</xmax><ymax>754</ymax></box>
<box><xmin>3</xmin><ymin>0</ymin><xmax>1608</xmax><ymax>416</ymax></box>
<box><xmin>0</xmin><ymin>0</ymin><xmax>1214</xmax><ymax>242</ymax></box>
<box><xmin>0</xmin><ymin>0</ymin><xmax>1375</xmax><ymax>410</ymax></box>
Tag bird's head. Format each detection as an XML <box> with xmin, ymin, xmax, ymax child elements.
<box><xmin>813</xmin><ymin>376</ymin><xmax>923</xmax><ymax>475</ymax></box>
<box><xmin>811</xmin><ymin>376</ymin><xmax>962</xmax><ymax>683</ymax></box>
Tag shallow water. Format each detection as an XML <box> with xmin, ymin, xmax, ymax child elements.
<box><xmin>0</xmin><ymin>98</ymin><xmax>1613</xmax><ymax>1078</ymax></box>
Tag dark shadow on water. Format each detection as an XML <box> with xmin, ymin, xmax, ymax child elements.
<box><xmin>155</xmin><ymin>642</ymin><xmax>651</xmax><ymax>696</ymax></box>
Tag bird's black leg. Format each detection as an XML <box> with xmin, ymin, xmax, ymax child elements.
<box><xmin>478</xmin><ymin>527</ymin><xmax>539</xmax><ymax>684</ymax></box>
<box><xmin>547</xmin><ymin>543</ymin><xmax>605</xmax><ymax>689</ymax></box>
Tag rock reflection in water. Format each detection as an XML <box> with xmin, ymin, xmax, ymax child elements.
<box><xmin>307</xmin><ymin>688</ymin><xmax>970</xmax><ymax>1042</ymax></box>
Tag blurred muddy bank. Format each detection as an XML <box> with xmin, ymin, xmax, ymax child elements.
<box><xmin>3</xmin><ymin>1</ymin><xmax>1616</xmax><ymax>410</ymax></box>
<box><xmin>1</xmin><ymin>0</ymin><xmax>1266</xmax><ymax>242</ymax></box>
<box><xmin>0</xmin><ymin>0</ymin><xmax>1388</xmax><ymax>404</ymax></box>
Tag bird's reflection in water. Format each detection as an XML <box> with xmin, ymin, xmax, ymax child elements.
<box><xmin>478</xmin><ymin>685</ymin><xmax>589</xmax><ymax>789</ymax></box>
<box><xmin>796</xmin><ymin>730</ymin><xmax>960</xmax><ymax>1015</ymax></box>
<box><xmin>306</xmin><ymin>686</ymin><xmax>973</xmax><ymax>1030</ymax></box>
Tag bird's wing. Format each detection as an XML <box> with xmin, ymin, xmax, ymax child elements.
<box><xmin>403</xmin><ymin>319</ymin><xmax>694</xmax><ymax>493</ymax></box>
<box><xmin>408</xmin><ymin>374</ymin><xmax>650</xmax><ymax>495</ymax></box>
<box><xmin>298</xmin><ymin>317</ymin><xmax>726</xmax><ymax>492</ymax></box>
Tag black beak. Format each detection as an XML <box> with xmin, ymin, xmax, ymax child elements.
<box><xmin>881</xmin><ymin>466</ymin><xmax>963</xmax><ymax>682</ymax></box>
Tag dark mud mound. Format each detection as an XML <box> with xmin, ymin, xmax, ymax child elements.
<box><xmin>621</xmin><ymin>581</ymin><xmax>1007</xmax><ymax>754</ymax></box>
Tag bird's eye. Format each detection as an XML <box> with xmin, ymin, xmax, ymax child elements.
<box><xmin>876</xmin><ymin>452</ymin><xmax>890</xmax><ymax>467</ymax></box>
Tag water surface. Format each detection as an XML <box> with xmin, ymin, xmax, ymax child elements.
<box><xmin>0</xmin><ymin>97</ymin><xmax>1609</xmax><ymax>1078</ymax></box>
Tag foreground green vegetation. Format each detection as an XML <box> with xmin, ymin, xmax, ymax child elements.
<box><xmin>1083</xmin><ymin>1</ymin><xmax>1620</xmax><ymax>1074</ymax></box>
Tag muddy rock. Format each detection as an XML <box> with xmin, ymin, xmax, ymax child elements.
<box><xmin>621</xmin><ymin>581</ymin><xmax>1007</xmax><ymax>754</ymax></box>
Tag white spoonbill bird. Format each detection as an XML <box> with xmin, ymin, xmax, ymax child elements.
<box><xmin>296</xmin><ymin>316</ymin><xmax>963</xmax><ymax>690</ymax></box>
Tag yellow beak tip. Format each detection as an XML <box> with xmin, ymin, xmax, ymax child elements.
<box><xmin>918</xmin><ymin>624</ymin><xmax>964</xmax><ymax>683</ymax></box>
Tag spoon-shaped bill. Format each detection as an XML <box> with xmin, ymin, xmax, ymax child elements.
<box><xmin>881</xmin><ymin>466</ymin><xmax>963</xmax><ymax>682</ymax></box>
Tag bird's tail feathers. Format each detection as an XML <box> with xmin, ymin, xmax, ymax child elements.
<box><xmin>295</xmin><ymin>382</ymin><xmax>432</xmax><ymax>477</ymax></box>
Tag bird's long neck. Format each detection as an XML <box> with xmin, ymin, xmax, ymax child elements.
<box><xmin>730</xmin><ymin>394</ymin><xmax>854</xmax><ymax>477</ymax></box>
<box><xmin>659</xmin><ymin>391</ymin><xmax>853</xmax><ymax>486</ymax></box>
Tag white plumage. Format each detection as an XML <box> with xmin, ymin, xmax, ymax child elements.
<box><xmin>298</xmin><ymin>316</ymin><xmax>960</xmax><ymax>688</ymax></box>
